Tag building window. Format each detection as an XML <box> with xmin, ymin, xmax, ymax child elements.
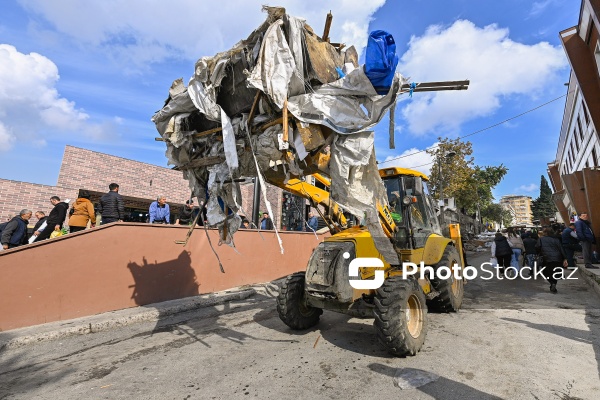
<box><xmin>577</xmin><ymin>116</ymin><xmax>584</xmax><ymax>141</ymax></box>
<box><xmin>593</xmin><ymin>148</ymin><xmax>598</xmax><ymax>167</ymax></box>
<box><xmin>574</xmin><ymin>128</ymin><xmax>580</xmax><ymax>150</ymax></box>
<box><xmin>595</xmin><ymin>41</ymin><xmax>600</xmax><ymax>76</ymax></box>
<box><xmin>582</xmin><ymin>102</ymin><xmax>590</xmax><ymax>126</ymax></box>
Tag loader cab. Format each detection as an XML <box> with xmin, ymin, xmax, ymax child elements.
<box><xmin>379</xmin><ymin>168</ymin><xmax>441</xmax><ymax>249</ymax></box>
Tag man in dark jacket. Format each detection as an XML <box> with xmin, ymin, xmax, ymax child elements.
<box><xmin>98</xmin><ymin>183</ymin><xmax>125</xmax><ymax>225</ymax></box>
<box><xmin>1</xmin><ymin>209</ymin><xmax>32</xmax><ymax>250</ymax></box>
<box><xmin>575</xmin><ymin>212</ymin><xmax>597</xmax><ymax>269</ymax></box>
<box><xmin>523</xmin><ymin>233</ymin><xmax>538</xmax><ymax>274</ymax></box>
<box><xmin>260</xmin><ymin>212</ymin><xmax>274</xmax><ymax>230</ymax></box>
<box><xmin>31</xmin><ymin>211</ymin><xmax>47</xmax><ymax>236</ymax></box>
<box><xmin>536</xmin><ymin>228</ymin><xmax>568</xmax><ymax>293</ymax></box>
<box><xmin>562</xmin><ymin>223</ymin><xmax>582</xmax><ymax>270</ymax></box>
<box><xmin>33</xmin><ymin>196</ymin><xmax>69</xmax><ymax>242</ymax></box>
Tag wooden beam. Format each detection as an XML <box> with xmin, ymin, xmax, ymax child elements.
<box><xmin>178</xmin><ymin>155</ymin><xmax>225</xmax><ymax>170</ymax></box>
<box><xmin>192</xmin><ymin>126</ymin><xmax>223</xmax><ymax>138</ymax></box>
<box><xmin>248</xmin><ymin>91</ymin><xmax>262</xmax><ymax>127</ymax></box>
<box><xmin>322</xmin><ymin>11</ymin><xmax>333</xmax><ymax>42</ymax></box>
<box><xmin>282</xmin><ymin>99</ymin><xmax>289</xmax><ymax>143</ymax></box>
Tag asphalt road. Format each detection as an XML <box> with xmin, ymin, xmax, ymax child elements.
<box><xmin>1</xmin><ymin>252</ymin><xmax>600</xmax><ymax>399</ymax></box>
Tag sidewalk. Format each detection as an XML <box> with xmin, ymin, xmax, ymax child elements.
<box><xmin>0</xmin><ymin>283</ymin><xmax>280</xmax><ymax>350</ymax></box>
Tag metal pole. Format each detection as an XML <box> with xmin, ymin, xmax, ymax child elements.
<box><xmin>252</xmin><ymin>176</ymin><xmax>261</xmax><ymax>227</ymax></box>
<box><xmin>439</xmin><ymin>162</ymin><xmax>444</xmax><ymax>227</ymax></box>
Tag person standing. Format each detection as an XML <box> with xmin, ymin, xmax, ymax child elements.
<box><xmin>575</xmin><ymin>212</ymin><xmax>598</xmax><ymax>269</ymax></box>
<box><xmin>175</xmin><ymin>200</ymin><xmax>195</xmax><ymax>225</ymax></box>
<box><xmin>149</xmin><ymin>195</ymin><xmax>170</xmax><ymax>224</ymax></box>
<box><xmin>491</xmin><ymin>232</ymin><xmax>513</xmax><ymax>274</ymax></box>
<box><xmin>33</xmin><ymin>197</ymin><xmax>69</xmax><ymax>242</ymax></box>
<box><xmin>30</xmin><ymin>211</ymin><xmax>47</xmax><ymax>238</ymax></box>
<box><xmin>68</xmin><ymin>190</ymin><xmax>96</xmax><ymax>233</ymax></box>
<box><xmin>507</xmin><ymin>228</ymin><xmax>525</xmax><ymax>272</ymax></box>
<box><xmin>98</xmin><ymin>183</ymin><xmax>124</xmax><ymax>225</ymax></box>
<box><xmin>1</xmin><ymin>209</ymin><xmax>32</xmax><ymax>250</ymax></box>
<box><xmin>523</xmin><ymin>232</ymin><xmax>538</xmax><ymax>276</ymax></box>
<box><xmin>307</xmin><ymin>211</ymin><xmax>319</xmax><ymax>232</ymax></box>
<box><xmin>260</xmin><ymin>212</ymin><xmax>274</xmax><ymax>230</ymax></box>
<box><xmin>561</xmin><ymin>223</ymin><xmax>581</xmax><ymax>270</ymax></box>
<box><xmin>536</xmin><ymin>227</ymin><xmax>569</xmax><ymax>293</ymax></box>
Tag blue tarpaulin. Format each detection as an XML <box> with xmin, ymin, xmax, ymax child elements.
<box><xmin>365</xmin><ymin>30</ymin><xmax>398</xmax><ymax>95</ymax></box>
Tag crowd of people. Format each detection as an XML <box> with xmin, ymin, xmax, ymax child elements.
<box><xmin>1</xmin><ymin>182</ymin><xmax>323</xmax><ymax>251</ymax></box>
<box><xmin>490</xmin><ymin>211</ymin><xmax>597</xmax><ymax>293</ymax></box>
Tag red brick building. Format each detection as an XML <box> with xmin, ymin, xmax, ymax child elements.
<box><xmin>0</xmin><ymin>145</ymin><xmax>284</xmax><ymax>227</ymax></box>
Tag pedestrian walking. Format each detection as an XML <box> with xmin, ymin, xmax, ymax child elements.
<box><xmin>260</xmin><ymin>212</ymin><xmax>274</xmax><ymax>230</ymax></box>
<box><xmin>33</xmin><ymin>197</ymin><xmax>69</xmax><ymax>242</ymax></box>
<box><xmin>536</xmin><ymin>227</ymin><xmax>568</xmax><ymax>293</ymax></box>
<box><xmin>523</xmin><ymin>232</ymin><xmax>538</xmax><ymax>276</ymax></box>
<box><xmin>68</xmin><ymin>190</ymin><xmax>96</xmax><ymax>233</ymax></box>
<box><xmin>149</xmin><ymin>195</ymin><xmax>170</xmax><ymax>224</ymax></box>
<box><xmin>98</xmin><ymin>183</ymin><xmax>125</xmax><ymax>225</ymax></box>
<box><xmin>507</xmin><ymin>228</ymin><xmax>525</xmax><ymax>272</ymax></box>
<box><xmin>1</xmin><ymin>209</ymin><xmax>32</xmax><ymax>250</ymax></box>
<box><xmin>491</xmin><ymin>232</ymin><xmax>513</xmax><ymax>275</ymax></box>
<box><xmin>561</xmin><ymin>222</ymin><xmax>581</xmax><ymax>270</ymax></box>
<box><xmin>575</xmin><ymin>212</ymin><xmax>598</xmax><ymax>269</ymax></box>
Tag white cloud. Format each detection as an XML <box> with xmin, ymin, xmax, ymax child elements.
<box><xmin>0</xmin><ymin>44</ymin><xmax>115</xmax><ymax>151</ymax></box>
<box><xmin>398</xmin><ymin>20</ymin><xmax>567</xmax><ymax>135</ymax></box>
<box><xmin>518</xmin><ymin>183</ymin><xmax>539</xmax><ymax>192</ymax></box>
<box><xmin>0</xmin><ymin>122</ymin><xmax>15</xmax><ymax>151</ymax></box>
<box><xmin>18</xmin><ymin>0</ymin><xmax>385</xmax><ymax>67</ymax></box>
<box><xmin>378</xmin><ymin>143</ymin><xmax>437</xmax><ymax>176</ymax></box>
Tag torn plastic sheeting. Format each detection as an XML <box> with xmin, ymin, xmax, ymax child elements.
<box><xmin>246</xmin><ymin>19</ymin><xmax>303</xmax><ymax>109</ymax></box>
<box><xmin>220</xmin><ymin>108</ymin><xmax>239</xmax><ymax>170</ymax></box>
<box><xmin>151</xmin><ymin>89</ymin><xmax>197</xmax><ymax>137</ymax></box>
<box><xmin>286</xmin><ymin>71</ymin><xmax>402</xmax><ymax>134</ymax></box>
<box><xmin>329</xmin><ymin>131</ymin><xmax>399</xmax><ymax>265</ymax></box>
<box><xmin>291</xmin><ymin>126</ymin><xmax>308</xmax><ymax>161</ymax></box>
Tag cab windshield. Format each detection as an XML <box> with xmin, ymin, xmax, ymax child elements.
<box><xmin>383</xmin><ymin>175</ymin><xmax>441</xmax><ymax>247</ymax></box>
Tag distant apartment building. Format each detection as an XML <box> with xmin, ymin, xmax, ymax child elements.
<box><xmin>500</xmin><ymin>195</ymin><xmax>533</xmax><ymax>226</ymax></box>
<box><xmin>547</xmin><ymin>0</ymin><xmax>600</xmax><ymax>237</ymax></box>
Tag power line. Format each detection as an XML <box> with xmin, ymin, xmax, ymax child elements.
<box><xmin>380</xmin><ymin>92</ymin><xmax>569</xmax><ymax>165</ymax></box>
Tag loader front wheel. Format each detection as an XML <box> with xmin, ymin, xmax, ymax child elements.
<box><xmin>428</xmin><ymin>246</ymin><xmax>464</xmax><ymax>312</ymax></box>
<box><xmin>373</xmin><ymin>276</ymin><xmax>428</xmax><ymax>357</ymax></box>
<box><xmin>277</xmin><ymin>272</ymin><xmax>322</xmax><ymax>330</ymax></box>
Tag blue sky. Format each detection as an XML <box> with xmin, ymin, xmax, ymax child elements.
<box><xmin>0</xmin><ymin>0</ymin><xmax>578</xmax><ymax>200</ymax></box>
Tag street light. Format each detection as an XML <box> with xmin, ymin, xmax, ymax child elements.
<box><xmin>439</xmin><ymin>151</ymin><xmax>456</xmax><ymax>229</ymax></box>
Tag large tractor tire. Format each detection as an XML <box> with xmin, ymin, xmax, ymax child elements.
<box><xmin>428</xmin><ymin>246</ymin><xmax>464</xmax><ymax>313</ymax></box>
<box><xmin>373</xmin><ymin>276</ymin><xmax>428</xmax><ymax>357</ymax></box>
<box><xmin>277</xmin><ymin>272</ymin><xmax>322</xmax><ymax>330</ymax></box>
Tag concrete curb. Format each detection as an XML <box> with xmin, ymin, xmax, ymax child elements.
<box><xmin>0</xmin><ymin>287</ymin><xmax>256</xmax><ymax>350</ymax></box>
<box><xmin>577</xmin><ymin>265</ymin><xmax>600</xmax><ymax>299</ymax></box>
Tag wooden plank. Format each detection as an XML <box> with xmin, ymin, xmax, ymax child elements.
<box><xmin>192</xmin><ymin>126</ymin><xmax>223</xmax><ymax>138</ymax></box>
<box><xmin>296</xmin><ymin>121</ymin><xmax>325</xmax><ymax>151</ymax></box>
<box><xmin>322</xmin><ymin>11</ymin><xmax>333</xmax><ymax>42</ymax></box>
<box><xmin>247</xmin><ymin>91</ymin><xmax>262</xmax><ymax>127</ymax></box>
<box><xmin>178</xmin><ymin>156</ymin><xmax>225</xmax><ymax>170</ymax></box>
<box><xmin>282</xmin><ymin>99</ymin><xmax>289</xmax><ymax>142</ymax></box>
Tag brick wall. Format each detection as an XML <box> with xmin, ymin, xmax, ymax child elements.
<box><xmin>57</xmin><ymin>146</ymin><xmax>191</xmax><ymax>202</ymax></box>
<box><xmin>0</xmin><ymin>179</ymin><xmax>78</xmax><ymax>223</ymax></box>
<box><xmin>1</xmin><ymin>145</ymin><xmax>284</xmax><ymax>227</ymax></box>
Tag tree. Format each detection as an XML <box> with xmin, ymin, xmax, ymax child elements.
<box><xmin>427</xmin><ymin>137</ymin><xmax>475</xmax><ymax>208</ymax></box>
<box><xmin>481</xmin><ymin>203</ymin><xmax>512</xmax><ymax>229</ymax></box>
<box><xmin>426</xmin><ymin>137</ymin><xmax>508</xmax><ymax>213</ymax></box>
<box><xmin>531</xmin><ymin>175</ymin><xmax>556</xmax><ymax>222</ymax></box>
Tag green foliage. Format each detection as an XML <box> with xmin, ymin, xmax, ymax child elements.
<box><xmin>426</xmin><ymin>137</ymin><xmax>508</xmax><ymax>213</ymax></box>
<box><xmin>481</xmin><ymin>203</ymin><xmax>512</xmax><ymax>228</ymax></box>
<box><xmin>531</xmin><ymin>175</ymin><xmax>556</xmax><ymax>220</ymax></box>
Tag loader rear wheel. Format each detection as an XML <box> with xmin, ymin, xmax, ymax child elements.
<box><xmin>277</xmin><ymin>272</ymin><xmax>322</xmax><ymax>330</ymax></box>
<box><xmin>428</xmin><ymin>246</ymin><xmax>464</xmax><ymax>313</ymax></box>
<box><xmin>373</xmin><ymin>276</ymin><xmax>428</xmax><ymax>357</ymax></box>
